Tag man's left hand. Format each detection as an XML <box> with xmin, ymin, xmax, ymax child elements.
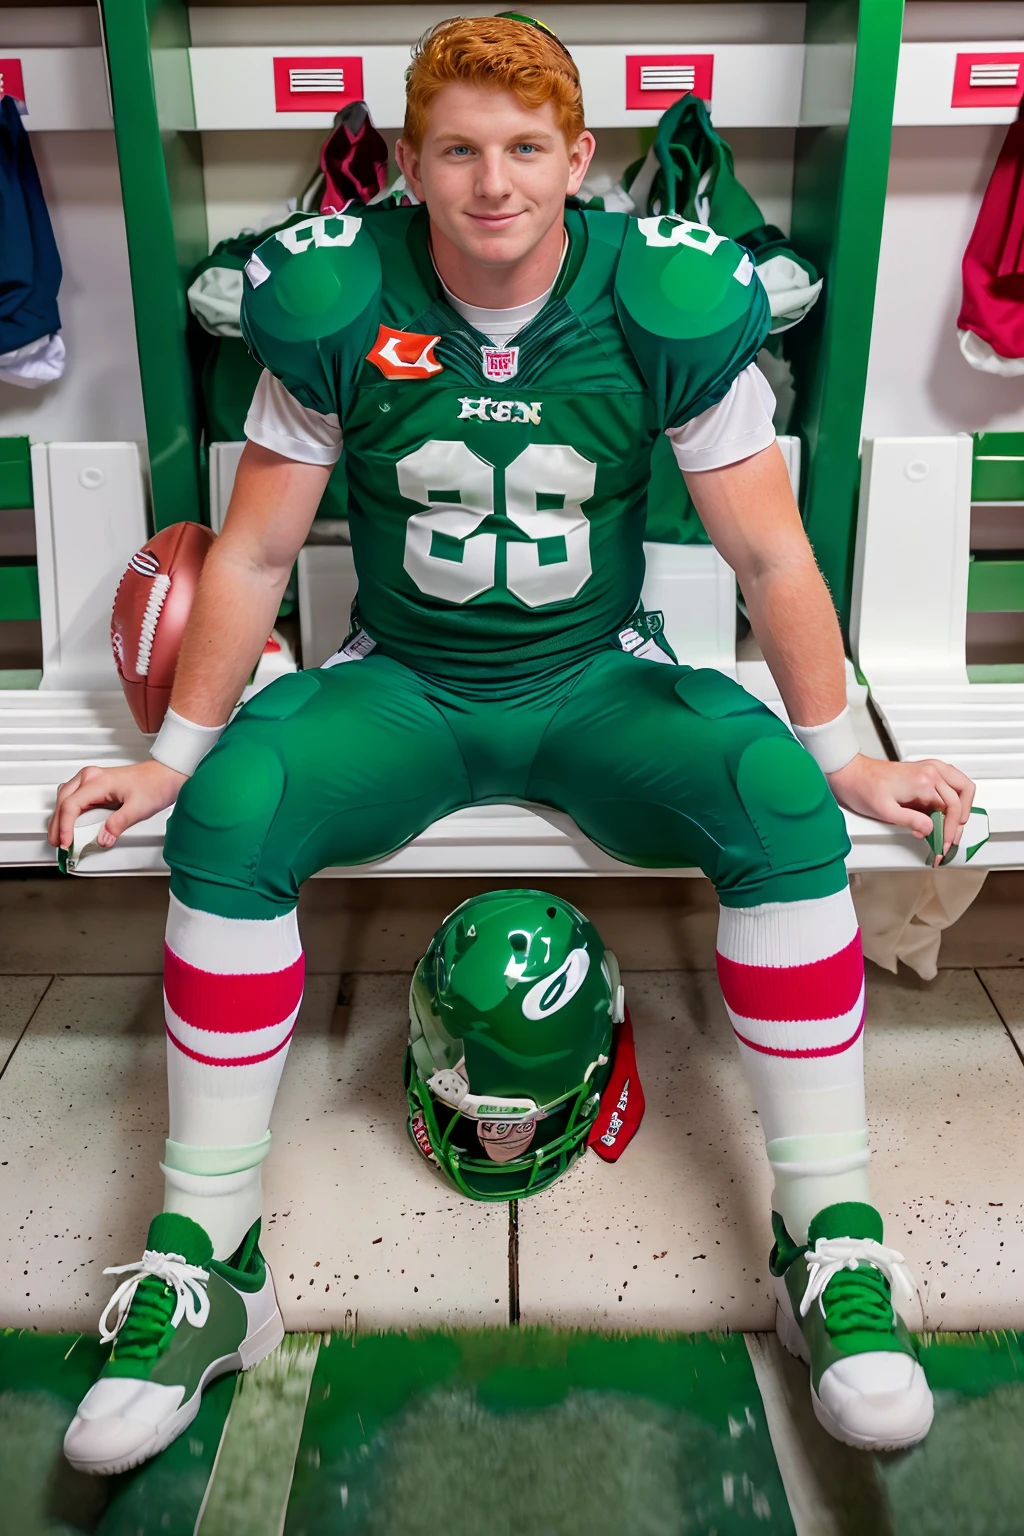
<box><xmin>826</xmin><ymin>754</ymin><xmax>976</xmax><ymax>867</ymax></box>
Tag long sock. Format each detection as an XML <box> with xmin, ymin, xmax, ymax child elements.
<box><xmin>161</xmin><ymin>892</ymin><xmax>304</xmax><ymax>1259</ymax></box>
<box><xmin>716</xmin><ymin>885</ymin><xmax>870</xmax><ymax>1243</ymax></box>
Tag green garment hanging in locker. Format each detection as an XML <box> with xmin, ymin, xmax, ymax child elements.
<box><xmin>588</xmin><ymin>96</ymin><xmax>821</xmax><ymax>545</ymax></box>
<box><xmin>186</xmin><ymin>213</ymin><xmax>349</xmax><ymax>523</ymax></box>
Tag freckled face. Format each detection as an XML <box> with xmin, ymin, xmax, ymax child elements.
<box><xmin>397</xmin><ymin>82</ymin><xmax>594</xmax><ymax>270</ymax></box>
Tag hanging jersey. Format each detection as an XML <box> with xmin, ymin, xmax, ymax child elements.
<box><xmin>240</xmin><ymin>204</ymin><xmax>769</xmax><ymax>681</ymax></box>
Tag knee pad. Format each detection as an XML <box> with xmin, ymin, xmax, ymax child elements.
<box><xmin>735</xmin><ymin>735</ymin><xmax>849</xmax><ymax>872</ymax></box>
<box><xmin>165</xmin><ymin>738</ymin><xmax>287</xmax><ymax>886</ymax></box>
<box><xmin>239</xmin><ymin>670</ymin><xmax>321</xmax><ymax>721</ymax></box>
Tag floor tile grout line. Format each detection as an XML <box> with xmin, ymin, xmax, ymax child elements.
<box><xmin>975</xmin><ymin>969</ymin><xmax>1024</xmax><ymax>1074</ymax></box>
<box><xmin>0</xmin><ymin>975</ymin><xmax>54</xmax><ymax>1084</ymax></box>
<box><xmin>508</xmin><ymin>1200</ymin><xmax>520</xmax><ymax>1326</ymax></box>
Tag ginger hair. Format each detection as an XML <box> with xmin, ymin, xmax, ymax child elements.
<box><xmin>403</xmin><ymin>15</ymin><xmax>586</xmax><ymax>149</ymax></box>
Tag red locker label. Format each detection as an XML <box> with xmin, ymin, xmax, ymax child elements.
<box><xmin>625</xmin><ymin>54</ymin><xmax>713</xmax><ymax>111</ymax></box>
<box><xmin>0</xmin><ymin>58</ymin><xmax>27</xmax><ymax>113</ymax></box>
<box><xmin>273</xmin><ymin>55</ymin><xmax>364</xmax><ymax>113</ymax></box>
<box><xmin>951</xmin><ymin>53</ymin><xmax>1024</xmax><ymax>109</ymax></box>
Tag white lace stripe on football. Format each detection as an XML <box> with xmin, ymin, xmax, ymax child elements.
<box><xmin>166</xmin><ymin>893</ymin><xmax>302</xmax><ymax>974</ymax></box>
<box><xmin>135</xmin><ymin>573</ymin><xmax>171</xmax><ymax>678</ymax></box>
<box><xmin>164</xmin><ymin>1000</ymin><xmax>299</xmax><ymax>1065</ymax></box>
<box><xmin>724</xmin><ymin>983</ymin><xmax>865</xmax><ymax>1058</ymax></box>
<box><xmin>716</xmin><ymin>888</ymin><xmax>858</xmax><ymax>968</ymax></box>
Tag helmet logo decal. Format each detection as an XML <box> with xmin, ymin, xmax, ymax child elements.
<box><xmin>410</xmin><ymin>1110</ymin><xmax>437</xmax><ymax>1162</ymax></box>
<box><xmin>521</xmin><ymin>948</ymin><xmax>591</xmax><ymax>1020</ymax></box>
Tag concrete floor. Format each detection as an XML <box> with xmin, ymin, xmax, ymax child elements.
<box><xmin>2</xmin><ymin>872</ymin><xmax>1024</xmax><ymax>1337</ymax></box>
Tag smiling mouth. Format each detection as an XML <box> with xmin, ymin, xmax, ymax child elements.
<box><xmin>466</xmin><ymin>210</ymin><xmax>525</xmax><ymax>227</ymax></box>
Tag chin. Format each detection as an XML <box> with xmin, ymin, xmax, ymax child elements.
<box><xmin>457</xmin><ymin>217</ymin><xmax>539</xmax><ymax>261</ymax></box>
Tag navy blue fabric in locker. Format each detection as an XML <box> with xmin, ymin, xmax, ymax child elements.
<box><xmin>0</xmin><ymin>93</ymin><xmax>62</xmax><ymax>353</ymax></box>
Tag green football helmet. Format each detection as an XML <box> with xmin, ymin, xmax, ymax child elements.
<box><xmin>406</xmin><ymin>890</ymin><xmax>625</xmax><ymax>1201</ymax></box>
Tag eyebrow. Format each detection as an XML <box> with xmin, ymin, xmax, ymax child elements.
<box><xmin>433</xmin><ymin>130</ymin><xmax>558</xmax><ymax>148</ymax></box>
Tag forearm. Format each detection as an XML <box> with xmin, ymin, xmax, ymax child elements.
<box><xmin>682</xmin><ymin>446</ymin><xmax>848</xmax><ymax>730</ymax></box>
<box><xmin>741</xmin><ymin>555</ymin><xmax>848</xmax><ymax>728</ymax></box>
<box><xmin>169</xmin><ymin>543</ymin><xmax>291</xmax><ymax>726</ymax></box>
<box><xmin>167</xmin><ymin>442</ymin><xmax>330</xmax><ymax>728</ymax></box>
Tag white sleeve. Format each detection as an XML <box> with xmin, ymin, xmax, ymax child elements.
<box><xmin>666</xmin><ymin>363</ymin><xmax>777</xmax><ymax>474</ymax></box>
<box><xmin>244</xmin><ymin>370</ymin><xmax>343</xmax><ymax>466</ymax></box>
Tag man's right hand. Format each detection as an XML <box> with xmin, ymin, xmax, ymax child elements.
<box><xmin>48</xmin><ymin>760</ymin><xmax>188</xmax><ymax>853</ymax></box>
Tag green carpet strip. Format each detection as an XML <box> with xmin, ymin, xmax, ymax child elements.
<box><xmin>196</xmin><ymin>1335</ymin><xmax>321</xmax><ymax>1536</ymax></box>
<box><xmin>286</xmin><ymin>1327</ymin><xmax>792</xmax><ymax>1534</ymax></box>
<box><xmin>5</xmin><ymin>1327</ymin><xmax>1024</xmax><ymax>1534</ymax></box>
<box><xmin>0</xmin><ymin>1326</ymin><xmax>235</xmax><ymax>1536</ymax></box>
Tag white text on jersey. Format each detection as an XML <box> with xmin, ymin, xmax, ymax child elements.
<box><xmin>458</xmin><ymin>397</ymin><xmax>542</xmax><ymax>424</ymax></box>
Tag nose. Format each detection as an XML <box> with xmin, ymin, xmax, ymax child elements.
<box><xmin>475</xmin><ymin>147</ymin><xmax>514</xmax><ymax>202</ymax></box>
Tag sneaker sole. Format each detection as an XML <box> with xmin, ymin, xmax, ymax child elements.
<box><xmin>774</xmin><ymin>1301</ymin><xmax>934</xmax><ymax>1453</ymax></box>
<box><xmin>65</xmin><ymin>1306</ymin><xmax>285</xmax><ymax>1477</ymax></box>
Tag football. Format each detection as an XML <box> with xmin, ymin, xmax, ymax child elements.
<box><xmin>111</xmin><ymin>521</ymin><xmax>216</xmax><ymax>733</ymax></box>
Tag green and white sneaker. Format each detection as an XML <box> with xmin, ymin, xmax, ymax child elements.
<box><xmin>64</xmin><ymin>1211</ymin><xmax>283</xmax><ymax>1476</ymax></box>
<box><xmin>771</xmin><ymin>1201</ymin><xmax>934</xmax><ymax>1452</ymax></box>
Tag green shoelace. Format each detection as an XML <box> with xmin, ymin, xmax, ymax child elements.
<box><xmin>109</xmin><ymin>1277</ymin><xmax>178</xmax><ymax>1364</ymax></box>
<box><xmin>819</xmin><ymin>1264</ymin><xmax>895</xmax><ymax>1339</ymax></box>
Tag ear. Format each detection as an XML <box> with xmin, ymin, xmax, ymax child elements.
<box><xmin>565</xmin><ymin>129</ymin><xmax>597</xmax><ymax>198</ymax></box>
<box><xmin>395</xmin><ymin>138</ymin><xmax>425</xmax><ymax>202</ymax></box>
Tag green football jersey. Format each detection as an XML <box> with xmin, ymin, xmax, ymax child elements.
<box><xmin>240</xmin><ymin>205</ymin><xmax>769</xmax><ymax>681</ymax></box>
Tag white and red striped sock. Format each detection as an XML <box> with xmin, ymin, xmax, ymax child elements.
<box><xmin>716</xmin><ymin>885</ymin><xmax>871</xmax><ymax>1242</ymax></box>
<box><xmin>160</xmin><ymin>892</ymin><xmax>304</xmax><ymax>1259</ymax></box>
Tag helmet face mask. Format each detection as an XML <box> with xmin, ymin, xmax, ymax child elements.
<box><xmin>405</xmin><ymin>890</ymin><xmax>623</xmax><ymax>1201</ymax></box>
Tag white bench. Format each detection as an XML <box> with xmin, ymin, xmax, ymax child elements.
<box><xmin>2</xmin><ymin>435</ymin><xmax>992</xmax><ymax>873</ymax></box>
<box><xmin>851</xmin><ymin>435</ymin><xmax>1024</xmax><ymax>866</ymax></box>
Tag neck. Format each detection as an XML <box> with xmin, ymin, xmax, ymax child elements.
<box><xmin>429</xmin><ymin>217</ymin><xmax>566</xmax><ymax>309</ymax></box>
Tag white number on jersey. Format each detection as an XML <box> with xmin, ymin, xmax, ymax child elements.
<box><xmin>398</xmin><ymin>439</ymin><xmax>595</xmax><ymax>607</ymax></box>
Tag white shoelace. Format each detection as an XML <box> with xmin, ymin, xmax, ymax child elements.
<box><xmin>799</xmin><ymin>1236</ymin><xmax>917</xmax><ymax>1321</ymax></box>
<box><xmin>98</xmin><ymin>1248</ymin><xmax>211</xmax><ymax>1345</ymax></box>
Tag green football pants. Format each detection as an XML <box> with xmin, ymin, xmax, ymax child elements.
<box><xmin>165</xmin><ymin>649</ymin><xmax>850</xmax><ymax>921</ymax></box>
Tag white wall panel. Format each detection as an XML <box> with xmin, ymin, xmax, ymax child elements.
<box><xmin>0</xmin><ymin>131</ymin><xmax>147</xmax><ymax>450</ymax></box>
<box><xmin>190</xmin><ymin>43</ymin><xmax>805</xmax><ymax>129</ymax></box>
<box><xmin>188</xmin><ymin>5</ymin><xmax>807</xmax><ymax>48</ymax></box>
<box><xmin>861</xmin><ymin>125</ymin><xmax>1024</xmax><ymax>442</ymax></box>
<box><xmin>903</xmin><ymin>3</ymin><xmax>1024</xmax><ymax>44</ymax></box>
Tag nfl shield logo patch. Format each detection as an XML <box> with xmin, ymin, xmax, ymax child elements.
<box><xmin>481</xmin><ymin>345</ymin><xmax>519</xmax><ymax>382</ymax></box>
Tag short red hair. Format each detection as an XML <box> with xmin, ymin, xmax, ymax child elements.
<box><xmin>403</xmin><ymin>15</ymin><xmax>586</xmax><ymax>149</ymax></box>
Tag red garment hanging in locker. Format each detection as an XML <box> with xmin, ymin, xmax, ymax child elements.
<box><xmin>958</xmin><ymin>114</ymin><xmax>1024</xmax><ymax>376</ymax></box>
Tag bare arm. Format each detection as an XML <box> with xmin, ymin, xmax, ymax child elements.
<box><xmin>684</xmin><ymin>443</ymin><xmax>975</xmax><ymax>857</ymax></box>
<box><xmin>685</xmin><ymin>443</ymin><xmax>846</xmax><ymax>726</ymax></box>
<box><xmin>170</xmin><ymin>442</ymin><xmax>331</xmax><ymax>723</ymax></box>
<box><xmin>48</xmin><ymin>443</ymin><xmax>332</xmax><ymax>849</ymax></box>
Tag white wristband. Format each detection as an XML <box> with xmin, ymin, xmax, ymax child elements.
<box><xmin>151</xmin><ymin>707</ymin><xmax>226</xmax><ymax>778</ymax></box>
<box><xmin>791</xmin><ymin>706</ymin><xmax>860</xmax><ymax>775</ymax></box>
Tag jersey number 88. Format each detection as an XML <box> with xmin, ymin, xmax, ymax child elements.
<box><xmin>397</xmin><ymin>440</ymin><xmax>596</xmax><ymax>608</ymax></box>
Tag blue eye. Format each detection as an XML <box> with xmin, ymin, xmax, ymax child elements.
<box><xmin>449</xmin><ymin>145</ymin><xmax>471</xmax><ymax>157</ymax></box>
<box><xmin>516</xmin><ymin>144</ymin><xmax>536</xmax><ymax>155</ymax></box>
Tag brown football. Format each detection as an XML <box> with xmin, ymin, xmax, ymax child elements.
<box><xmin>111</xmin><ymin>521</ymin><xmax>216</xmax><ymax>733</ymax></box>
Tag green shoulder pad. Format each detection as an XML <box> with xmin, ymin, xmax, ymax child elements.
<box><xmin>240</xmin><ymin>211</ymin><xmax>382</xmax><ymax>418</ymax></box>
<box><xmin>615</xmin><ymin>213</ymin><xmax>771</xmax><ymax>428</ymax></box>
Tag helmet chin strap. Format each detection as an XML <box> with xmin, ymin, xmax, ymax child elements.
<box><xmin>425</xmin><ymin>1063</ymin><xmax>542</xmax><ymax>1122</ymax></box>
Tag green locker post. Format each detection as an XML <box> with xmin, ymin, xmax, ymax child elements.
<box><xmin>790</xmin><ymin>0</ymin><xmax>904</xmax><ymax>634</ymax></box>
<box><xmin>101</xmin><ymin>0</ymin><xmax>208</xmax><ymax>529</ymax></box>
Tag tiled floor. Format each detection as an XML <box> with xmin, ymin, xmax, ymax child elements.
<box><xmin>3</xmin><ymin>868</ymin><xmax>1024</xmax><ymax>1336</ymax></box>
<box><xmin>517</xmin><ymin>966</ymin><xmax>1024</xmax><ymax>1334</ymax></box>
<box><xmin>517</xmin><ymin>970</ymin><xmax>776</xmax><ymax>1330</ymax></box>
<box><xmin>0</xmin><ymin>972</ymin><xmax>508</xmax><ymax>1334</ymax></box>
